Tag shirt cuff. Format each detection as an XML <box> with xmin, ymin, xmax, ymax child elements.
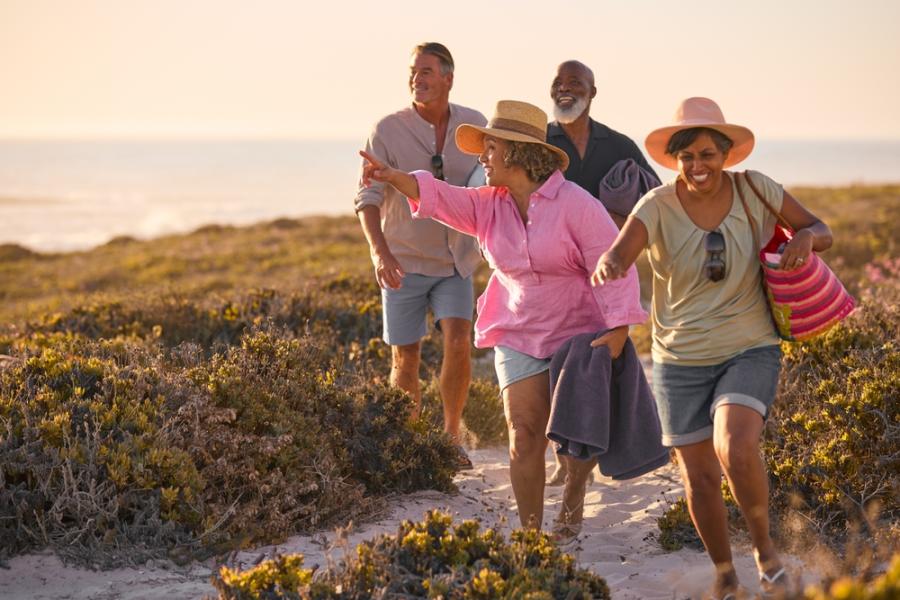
<box><xmin>408</xmin><ymin>170</ymin><xmax>436</xmax><ymax>219</ymax></box>
<box><xmin>602</xmin><ymin>309</ymin><xmax>650</xmax><ymax>330</ymax></box>
<box><xmin>353</xmin><ymin>192</ymin><xmax>384</xmax><ymax>213</ymax></box>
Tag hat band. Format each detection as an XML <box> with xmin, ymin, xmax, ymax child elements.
<box><xmin>487</xmin><ymin>117</ymin><xmax>545</xmax><ymax>142</ymax></box>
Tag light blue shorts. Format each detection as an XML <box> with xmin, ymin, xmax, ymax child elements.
<box><xmin>381</xmin><ymin>271</ymin><xmax>474</xmax><ymax>346</ymax></box>
<box><xmin>493</xmin><ymin>345</ymin><xmax>551</xmax><ymax>391</ymax></box>
<box><xmin>651</xmin><ymin>345</ymin><xmax>782</xmax><ymax>447</ymax></box>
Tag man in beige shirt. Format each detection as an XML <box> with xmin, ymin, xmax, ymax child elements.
<box><xmin>354</xmin><ymin>42</ymin><xmax>486</xmax><ymax>469</ymax></box>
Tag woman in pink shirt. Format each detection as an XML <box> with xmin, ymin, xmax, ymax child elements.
<box><xmin>360</xmin><ymin>100</ymin><xmax>647</xmax><ymax>541</ymax></box>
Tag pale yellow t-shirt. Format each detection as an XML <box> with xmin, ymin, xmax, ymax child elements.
<box><xmin>633</xmin><ymin>170</ymin><xmax>783</xmax><ymax>365</ymax></box>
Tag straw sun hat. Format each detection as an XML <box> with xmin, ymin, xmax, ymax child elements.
<box><xmin>456</xmin><ymin>100</ymin><xmax>570</xmax><ymax>171</ymax></box>
<box><xmin>644</xmin><ymin>97</ymin><xmax>755</xmax><ymax>170</ymax></box>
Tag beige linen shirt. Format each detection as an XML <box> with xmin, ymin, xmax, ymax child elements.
<box><xmin>354</xmin><ymin>103</ymin><xmax>487</xmax><ymax>278</ymax></box>
<box><xmin>633</xmin><ymin>170</ymin><xmax>784</xmax><ymax>365</ymax></box>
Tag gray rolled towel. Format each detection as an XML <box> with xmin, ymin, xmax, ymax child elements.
<box><xmin>547</xmin><ymin>331</ymin><xmax>669</xmax><ymax>480</ymax></box>
<box><xmin>597</xmin><ymin>158</ymin><xmax>662</xmax><ymax>217</ymax></box>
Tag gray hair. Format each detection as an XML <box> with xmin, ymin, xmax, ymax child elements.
<box><xmin>412</xmin><ymin>42</ymin><xmax>454</xmax><ymax>75</ymax></box>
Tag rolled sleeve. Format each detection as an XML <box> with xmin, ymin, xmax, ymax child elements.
<box><xmin>408</xmin><ymin>171</ymin><xmax>480</xmax><ymax>238</ymax></box>
<box><xmin>592</xmin><ymin>265</ymin><xmax>649</xmax><ymax>329</ymax></box>
<box><xmin>353</xmin><ymin>131</ymin><xmax>390</xmax><ymax>212</ymax></box>
<box><xmin>578</xmin><ymin>200</ymin><xmax>649</xmax><ymax>329</ymax></box>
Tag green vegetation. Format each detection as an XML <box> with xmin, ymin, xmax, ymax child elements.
<box><xmin>0</xmin><ymin>217</ymin><xmax>474</xmax><ymax>565</ymax></box>
<box><xmin>0</xmin><ymin>184</ymin><xmax>897</xmax><ymax>593</ymax></box>
<box><xmin>212</xmin><ymin>510</ymin><xmax>610</xmax><ymax>600</ymax></box>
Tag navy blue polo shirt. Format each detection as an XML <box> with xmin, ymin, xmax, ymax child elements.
<box><xmin>547</xmin><ymin>119</ymin><xmax>659</xmax><ymax>200</ymax></box>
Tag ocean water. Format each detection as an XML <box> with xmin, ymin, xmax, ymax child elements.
<box><xmin>1</xmin><ymin>138</ymin><xmax>898</xmax><ymax>252</ymax></box>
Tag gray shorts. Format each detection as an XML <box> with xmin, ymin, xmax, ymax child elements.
<box><xmin>381</xmin><ymin>271</ymin><xmax>474</xmax><ymax>346</ymax></box>
<box><xmin>651</xmin><ymin>345</ymin><xmax>782</xmax><ymax>447</ymax></box>
<box><xmin>494</xmin><ymin>345</ymin><xmax>551</xmax><ymax>391</ymax></box>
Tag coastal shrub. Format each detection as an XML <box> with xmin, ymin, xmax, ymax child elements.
<box><xmin>792</xmin><ymin>552</ymin><xmax>900</xmax><ymax>599</ymax></box>
<box><xmin>0</xmin><ymin>336</ymin><xmax>199</xmax><ymax>565</ymax></box>
<box><xmin>23</xmin><ymin>285</ymin><xmax>383</xmax><ymax>356</ymax></box>
<box><xmin>0</xmin><ymin>318</ymin><xmax>460</xmax><ymax>566</ymax></box>
<box><xmin>462</xmin><ymin>377</ymin><xmax>507</xmax><ymax>448</ymax></box>
<box><xmin>654</xmin><ymin>482</ymin><xmax>740</xmax><ymax>552</ymax></box>
<box><xmin>212</xmin><ymin>510</ymin><xmax>610</xmax><ymax>600</ymax></box>
<box><xmin>655</xmin><ymin>497</ymin><xmax>703</xmax><ymax>552</ymax></box>
<box><xmin>765</xmin><ymin>266</ymin><xmax>899</xmax><ymax>544</ymax></box>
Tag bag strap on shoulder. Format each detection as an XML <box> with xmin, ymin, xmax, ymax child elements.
<box><xmin>742</xmin><ymin>171</ymin><xmax>793</xmax><ymax>230</ymax></box>
<box><xmin>733</xmin><ymin>172</ymin><xmax>760</xmax><ymax>255</ymax></box>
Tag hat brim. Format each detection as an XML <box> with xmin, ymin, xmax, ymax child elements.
<box><xmin>645</xmin><ymin>124</ymin><xmax>755</xmax><ymax>170</ymax></box>
<box><xmin>456</xmin><ymin>124</ymin><xmax>570</xmax><ymax>172</ymax></box>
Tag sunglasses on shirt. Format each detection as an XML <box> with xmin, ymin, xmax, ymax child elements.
<box><xmin>431</xmin><ymin>154</ymin><xmax>444</xmax><ymax>181</ymax></box>
<box><xmin>704</xmin><ymin>230</ymin><xmax>726</xmax><ymax>282</ymax></box>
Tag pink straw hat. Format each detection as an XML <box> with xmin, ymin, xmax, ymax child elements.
<box><xmin>644</xmin><ymin>97</ymin><xmax>755</xmax><ymax>170</ymax></box>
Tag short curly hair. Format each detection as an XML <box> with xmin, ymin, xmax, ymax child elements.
<box><xmin>503</xmin><ymin>141</ymin><xmax>565</xmax><ymax>182</ymax></box>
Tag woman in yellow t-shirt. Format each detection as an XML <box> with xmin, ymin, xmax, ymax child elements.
<box><xmin>592</xmin><ymin>98</ymin><xmax>832</xmax><ymax>600</ymax></box>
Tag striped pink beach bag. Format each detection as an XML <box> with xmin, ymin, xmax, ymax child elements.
<box><xmin>736</xmin><ymin>172</ymin><xmax>855</xmax><ymax>342</ymax></box>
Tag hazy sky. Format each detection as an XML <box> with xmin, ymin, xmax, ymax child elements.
<box><xmin>2</xmin><ymin>0</ymin><xmax>899</xmax><ymax>142</ymax></box>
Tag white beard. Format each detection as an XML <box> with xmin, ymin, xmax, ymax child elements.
<box><xmin>553</xmin><ymin>96</ymin><xmax>589</xmax><ymax>124</ymax></box>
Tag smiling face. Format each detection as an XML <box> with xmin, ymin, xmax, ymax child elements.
<box><xmin>478</xmin><ymin>136</ymin><xmax>516</xmax><ymax>187</ymax></box>
<box><xmin>550</xmin><ymin>61</ymin><xmax>596</xmax><ymax>124</ymax></box>
<box><xmin>409</xmin><ymin>52</ymin><xmax>452</xmax><ymax>108</ymax></box>
<box><xmin>675</xmin><ymin>132</ymin><xmax>729</xmax><ymax>195</ymax></box>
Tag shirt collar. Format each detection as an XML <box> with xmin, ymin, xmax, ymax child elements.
<box><xmin>407</xmin><ymin>102</ymin><xmax>459</xmax><ymax>127</ymax></box>
<box><xmin>548</xmin><ymin>118</ymin><xmax>610</xmax><ymax>146</ymax></box>
<box><xmin>589</xmin><ymin>119</ymin><xmax>610</xmax><ymax>140</ymax></box>
<box><xmin>535</xmin><ymin>169</ymin><xmax>566</xmax><ymax>199</ymax></box>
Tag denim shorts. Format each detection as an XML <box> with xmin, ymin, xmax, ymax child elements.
<box><xmin>493</xmin><ymin>345</ymin><xmax>551</xmax><ymax>391</ymax></box>
<box><xmin>651</xmin><ymin>345</ymin><xmax>782</xmax><ymax>447</ymax></box>
<box><xmin>381</xmin><ymin>271</ymin><xmax>474</xmax><ymax>346</ymax></box>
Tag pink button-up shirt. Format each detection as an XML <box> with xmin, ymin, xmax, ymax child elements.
<box><xmin>410</xmin><ymin>170</ymin><xmax>648</xmax><ymax>358</ymax></box>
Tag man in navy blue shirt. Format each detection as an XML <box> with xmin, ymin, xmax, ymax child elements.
<box><xmin>547</xmin><ymin>60</ymin><xmax>659</xmax><ymax>229</ymax></box>
<box><xmin>545</xmin><ymin>60</ymin><xmax>658</xmax><ymax>487</ymax></box>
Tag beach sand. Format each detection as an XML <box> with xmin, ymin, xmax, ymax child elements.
<box><xmin>0</xmin><ymin>446</ymin><xmax>814</xmax><ymax>600</ymax></box>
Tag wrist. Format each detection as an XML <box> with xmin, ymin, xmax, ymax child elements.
<box><xmin>795</xmin><ymin>228</ymin><xmax>815</xmax><ymax>248</ymax></box>
<box><xmin>370</xmin><ymin>241</ymin><xmax>391</xmax><ymax>257</ymax></box>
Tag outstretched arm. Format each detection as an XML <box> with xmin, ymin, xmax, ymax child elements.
<box><xmin>360</xmin><ymin>150</ymin><xmax>420</xmax><ymax>199</ymax></box>
<box><xmin>591</xmin><ymin>215</ymin><xmax>649</xmax><ymax>286</ymax></box>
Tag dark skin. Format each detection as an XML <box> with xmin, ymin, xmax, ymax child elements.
<box><xmin>550</xmin><ymin>60</ymin><xmax>597</xmax><ymax>159</ymax></box>
<box><xmin>550</xmin><ymin>60</ymin><xmax>631</xmax><ymax>230</ymax></box>
<box><xmin>594</xmin><ymin>132</ymin><xmax>833</xmax><ymax>284</ymax></box>
<box><xmin>592</xmin><ymin>132</ymin><xmax>832</xmax><ymax>599</ymax></box>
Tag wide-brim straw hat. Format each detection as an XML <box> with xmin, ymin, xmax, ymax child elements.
<box><xmin>645</xmin><ymin>97</ymin><xmax>755</xmax><ymax>170</ymax></box>
<box><xmin>456</xmin><ymin>100</ymin><xmax>569</xmax><ymax>171</ymax></box>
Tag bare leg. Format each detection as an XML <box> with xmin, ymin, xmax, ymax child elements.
<box><xmin>674</xmin><ymin>440</ymin><xmax>740</xmax><ymax>597</ymax></box>
<box><xmin>547</xmin><ymin>453</ymin><xmax>567</xmax><ymax>486</ymax></box>
<box><xmin>438</xmin><ymin>317</ymin><xmax>471</xmax><ymax>442</ymax></box>
<box><xmin>713</xmin><ymin>405</ymin><xmax>783</xmax><ymax>578</ymax></box>
<box><xmin>503</xmin><ymin>372</ymin><xmax>551</xmax><ymax>529</ymax></box>
<box><xmin>391</xmin><ymin>341</ymin><xmax>421</xmax><ymax>420</ymax></box>
<box><xmin>558</xmin><ymin>456</ymin><xmax>597</xmax><ymax>523</ymax></box>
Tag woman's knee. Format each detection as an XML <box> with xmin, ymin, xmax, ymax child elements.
<box><xmin>507</xmin><ymin>421</ymin><xmax>545</xmax><ymax>462</ymax></box>
<box><xmin>713</xmin><ymin>432</ymin><xmax>760</xmax><ymax>474</ymax></box>
<box><xmin>681</xmin><ymin>461</ymin><xmax>723</xmax><ymax>496</ymax></box>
